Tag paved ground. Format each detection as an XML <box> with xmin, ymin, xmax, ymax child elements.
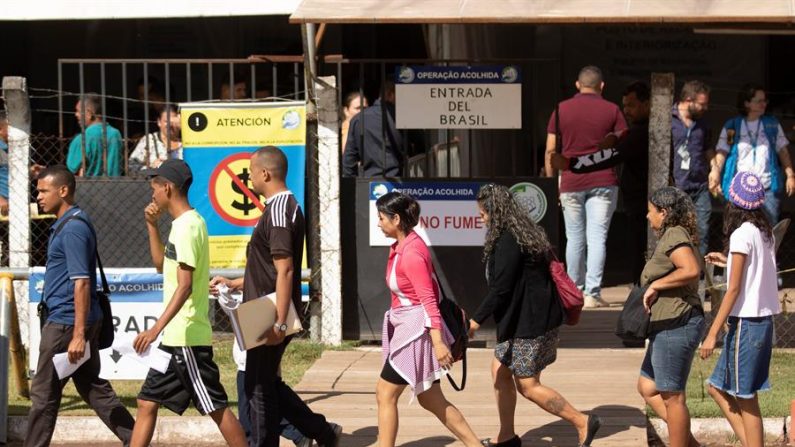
<box><xmin>285</xmin><ymin>286</ymin><xmax>648</xmax><ymax>446</ymax></box>
<box><xmin>292</xmin><ymin>346</ymin><xmax>647</xmax><ymax>447</ymax></box>
<box><xmin>25</xmin><ymin>285</ymin><xmax>794</xmax><ymax>445</ymax></box>
<box><xmin>15</xmin><ymin>286</ymin><xmax>654</xmax><ymax>446</ymax></box>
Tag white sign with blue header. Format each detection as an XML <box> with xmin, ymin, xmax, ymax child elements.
<box><xmin>28</xmin><ymin>268</ymin><xmax>165</xmax><ymax>380</ymax></box>
<box><xmin>395</xmin><ymin>65</ymin><xmax>522</xmax><ymax>129</ymax></box>
<box><xmin>28</xmin><ymin>268</ymin><xmax>311</xmax><ymax>380</ymax></box>
<box><xmin>370</xmin><ymin>181</ymin><xmax>486</xmax><ymax>246</ymax></box>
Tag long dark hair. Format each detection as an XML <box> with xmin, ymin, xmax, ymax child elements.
<box><xmin>375</xmin><ymin>191</ymin><xmax>420</xmax><ymax>234</ymax></box>
<box><xmin>477</xmin><ymin>184</ymin><xmax>550</xmax><ymax>261</ymax></box>
<box><xmin>722</xmin><ymin>202</ymin><xmax>773</xmax><ymax>253</ymax></box>
<box><xmin>648</xmin><ymin>187</ymin><xmax>699</xmax><ymax>246</ymax></box>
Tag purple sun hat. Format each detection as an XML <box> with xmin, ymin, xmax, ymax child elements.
<box><xmin>728</xmin><ymin>171</ymin><xmax>765</xmax><ymax>210</ymax></box>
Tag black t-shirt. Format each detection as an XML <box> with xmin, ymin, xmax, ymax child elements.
<box><xmin>243</xmin><ymin>191</ymin><xmax>305</xmax><ymax>310</ymax></box>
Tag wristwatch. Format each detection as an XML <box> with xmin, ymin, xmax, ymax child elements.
<box><xmin>274</xmin><ymin>322</ymin><xmax>288</xmax><ymax>333</ymax></box>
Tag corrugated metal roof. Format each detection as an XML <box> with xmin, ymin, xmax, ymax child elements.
<box><xmin>3</xmin><ymin>0</ymin><xmax>301</xmax><ymax>21</ymax></box>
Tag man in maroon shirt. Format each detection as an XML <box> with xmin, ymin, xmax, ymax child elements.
<box><xmin>544</xmin><ymin>66</ymin><xmax>628</xmax><ymax>308</ymax></box>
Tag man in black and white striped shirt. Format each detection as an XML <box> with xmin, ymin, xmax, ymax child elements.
<box><xmin>211</xmin><ymin>146</ymin><xmax>341</xmax><ymax>447</ymax></box>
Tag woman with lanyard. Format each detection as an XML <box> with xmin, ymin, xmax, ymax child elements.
<box><xmin>709</xmin><ymin>84</ymin><xmax>795</xmax><ymax>224</ymax></box>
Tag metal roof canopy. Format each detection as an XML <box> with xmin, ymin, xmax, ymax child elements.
<box><xmin>289</xmin><ymin>0</ymin><xmax>795</xmax><ymax>24</ymax></box>
<box><xmin>3</xmin><ymin>0</ymin><xmax>301</xmax><ymax>21</ymax></box>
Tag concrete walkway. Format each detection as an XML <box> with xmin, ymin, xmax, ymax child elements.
<box><xmin>290</xmin><ymin>286</ymin><xmax>649</xmax><ymax>446</ymax></box>
<box><xmin>292</xmin><ymin>346</ymin><xmax>647</xmax><ymax>446</ymax></box>
<box><xmin>11</xmin><ymin>286</ymin><xmax>652</xmax><ymax>446</ymax></box>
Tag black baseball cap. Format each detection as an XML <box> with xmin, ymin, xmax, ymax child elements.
<box><xmin>143</xmin><ymin>159</ymin><xmax>193</xmax><ymax>192</ymax></box>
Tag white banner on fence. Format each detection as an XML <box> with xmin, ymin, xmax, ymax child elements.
<box><xmin>28</xmin><ymin>267</ymin><xmax>165</xmax><ymax>380</ymax></box>
<box><xmin>395</xmin><ymin>65</ymin><xmax>522</xmax><ymax>129</ymax></box>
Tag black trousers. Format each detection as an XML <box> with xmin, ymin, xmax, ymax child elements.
<box><xmin>25</xmin><ymin>321</ymin><xmax>135</xmax><ymax>447</ymax></box>
<box><xmin>245</xmin><ymin>336</ymin><xmax>335</xmax><ymax>447</ymax></box>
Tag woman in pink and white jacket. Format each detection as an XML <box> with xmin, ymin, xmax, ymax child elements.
<box><xmin>375</xmin><ymin>191</ymin><xmax>482</xmax><ymax>447</ymax></box>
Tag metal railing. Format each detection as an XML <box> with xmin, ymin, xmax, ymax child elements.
<box><xmin>319</xmin><ymin>56</ymin><xmax>560</xmax><ymax>179</ymax></box>
<box><xmin>52</xmin><ymin>57</ymin><xmax>306</xmax><ymax>175</ymax></box>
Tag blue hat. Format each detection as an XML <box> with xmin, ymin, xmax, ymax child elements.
<box><xmin>728</xmin><ymin>171</ymin><xmax>765</xmax><ymax>210</ymax></box>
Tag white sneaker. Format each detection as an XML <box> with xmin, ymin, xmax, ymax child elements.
<box><xmin>583</xmin><ymin>294</ymin><xmax>609</xmax><ymax>308</ymax></box>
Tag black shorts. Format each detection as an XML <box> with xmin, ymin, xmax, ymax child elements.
<box><xmin>138</xmin><ymin>345</ymin><xmax>228</xmax><ymax>416</ymax></box>
<box><xmin>380</xmin><ymin>361</ymin><xmax>440</xmax><ymax>386</ymax></box>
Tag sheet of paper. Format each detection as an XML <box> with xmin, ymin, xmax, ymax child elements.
<box><xmin>52</xmin><ymin>342</ymin><xmax>91</xmax><ymax>380</ymax></box>
<box><xmin>143</xmin><ymin>347</ymin><xmax>172</xmax><ymax>374</ymax></box>
<box><xmin>216</xmin><ymin>284</ymin><xmax>243</xmax><ymax>313</ymax></box>
<box><xmin>111</xmin><ymin>332</ymin><xmax>172</xmax><ymax>374</ymax></box>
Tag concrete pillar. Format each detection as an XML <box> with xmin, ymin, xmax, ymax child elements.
<box><xmin>648</xmin><ymin>73</ymin><xmax>674</xmax><ymax>253</ymax></box>
<box><xmin>2</xmin><ymin>77</ymin><xmax>31</xmax><ymax>351</ymax></box>
<box><xmin>316</xmin><ymin>75</ymin><xmax>342</xmax><ymax>346</ymax></box>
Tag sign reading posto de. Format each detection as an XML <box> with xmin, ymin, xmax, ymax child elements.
<box><xmin>395</xmin><ymin>65</ymin><xmax>522</xmax><ymax>129</ymax></box>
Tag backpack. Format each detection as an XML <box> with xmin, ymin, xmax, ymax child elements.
<box><xmin>46</xmin><ymin>213</ymin><xmax>115</xmax><ymax>349</ymax></box>
<box><xmin>431</xmin><ymin>269</ymin><xmax>469</xmax><ymax>391</ymax></box>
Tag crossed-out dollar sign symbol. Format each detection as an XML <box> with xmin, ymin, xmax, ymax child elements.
<box><xmin>231</xmin><ymin>167</ymin><xmax>258</xmax><ymax>215</ymax></box>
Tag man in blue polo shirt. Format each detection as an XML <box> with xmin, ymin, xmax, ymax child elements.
<box><xmin>672</xmin><ymin>80</ymin><xmax>712</xmax><ymax>255</ymax></box>
<box><xmin>25</xmin><ymin>165</ymin><xmax>134</xmax><ymax>447</ymax></box>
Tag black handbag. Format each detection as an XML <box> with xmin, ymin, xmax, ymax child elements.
<box><xmin>94</xmin><ymin>249</ymin><xmax>114</xmax><ymax>350</ymax></box>
<box><xmin>430</xmin><ymin>261</ymin><xmax>469</xmax><ymax>392</ymax></box>
<box><xmin>41</xmin><ymin>214</ymin><xmax>115</xmax><ymax>349</ymax></box>
<box><xmin>615</xmin><ymin>285</ymin><xmax>650</xmax><ymax>342</ymax></box>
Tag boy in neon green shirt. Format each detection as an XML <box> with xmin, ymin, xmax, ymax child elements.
<box><xmin>130</xmin><ymin>159</ymin><xmax>246</xmax><ymax>447</ymax></box>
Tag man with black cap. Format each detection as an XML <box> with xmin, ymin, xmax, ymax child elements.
<box><xmin>130</xmin><ymin>159</ymin><xmax>247</xmax><ymax>447</ymax></box>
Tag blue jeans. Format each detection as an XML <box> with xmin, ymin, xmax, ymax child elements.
<box><xmin>641</xmin><ymin>314</ymin><xmax>706</xmax><ymax>393</ymax></box>
<box><xmin>687</xmin><ymin>187</ymin><xmax>711</xmax><ymax>256</ymax></box>
<box><xmin>763</xmin><ymin>189</ymin><xmax>780</xmax><ymax>225</ymax></box>
<box><xmin>559</xmin><ymin>186</ymin><xmax>618</xmax><ymax>298</ymax></box>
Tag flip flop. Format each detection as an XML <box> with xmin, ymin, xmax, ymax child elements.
<box><xmin>580</xmin><ymin>414</ymin><xmax>602</xmax><ymax>447</ymax></box>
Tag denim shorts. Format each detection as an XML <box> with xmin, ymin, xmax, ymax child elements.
<box><xmin>640</xmin><ymin>314</ymin><xmax>705</xmax><ymax>392</ymax></box>
<box><xmin>708</xmin><ymin>316</ymin><xmax>774</xmax><ymax>399</ymax></box>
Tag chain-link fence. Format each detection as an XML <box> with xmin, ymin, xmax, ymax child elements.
<box><xmin>705</xmin><ymin>206</ymin><xmax>795</xmax><ymax>348</ymax></box>
<box><xmin>6</xmin><ymin>133</ymin><xmax>315</xmax><ymax>337</ymax></box>
<box><xmin>3</xmin><ymin>57</ymin><xmax>314</xmax><ymax>340</ymax></box>
<box><xmin>6</xmin><ymin>65</ymin><xmax>795</xmax><ymax>344</ymax></box>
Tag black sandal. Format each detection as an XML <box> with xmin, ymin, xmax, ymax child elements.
<box><xmin>481</xmin><ymin>435</ymin><xmax>521</xmax><ymax>447</ymax></box>
<box><xmin>579</xmin><ymin>414</ymin><xmax>601</xmax><ymax>447</ymax></box>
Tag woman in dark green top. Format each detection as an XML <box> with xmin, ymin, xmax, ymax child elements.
<box><xmin>637</xmin><ymin>187</ymin><xmax>705</xmax><ymax>447</ymax></box>
<box><xmin>469</xmin><ymin>184</ymin><xmax>600</xmax><ymax>447</ymax></box>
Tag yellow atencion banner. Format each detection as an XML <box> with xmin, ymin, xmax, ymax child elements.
<box><xmin>179</xmin><ymin>101</ymin><xmax>307</xmax><ymax>269</ymax></box>
<box><xmin>181</xmin><ymin>103</ymin><xmax>306</xmax><ymax>147</ymax></box>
